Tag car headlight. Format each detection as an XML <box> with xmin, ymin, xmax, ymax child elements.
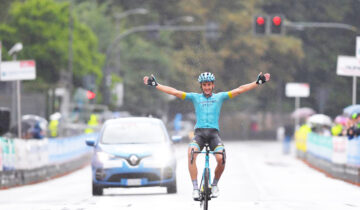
<box><xmin>96</xmin><ymin>151</ymin><xmax>115</xmax><ymax>162</ymax></box>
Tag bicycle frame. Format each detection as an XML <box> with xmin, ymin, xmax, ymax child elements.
<box><xmin>191</xmin><ymin>144</ymin><xmax>225</xmax><ymax>209</ymax></box>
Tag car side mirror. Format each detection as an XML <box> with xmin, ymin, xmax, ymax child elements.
<box><xmin>85</xmin><ymin>139</ymin><xmax>95</xmax><ymax>146</ymax></box>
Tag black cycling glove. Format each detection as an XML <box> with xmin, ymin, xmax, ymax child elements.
<box><xmin>256</xmin><ymin>73</ymin><xmax>266</xmax><ymax>85</ymax></box>
<box><xmin>147</xmin><ymin>74</ymin><xmax>158</xmax><ymax>87</ymax></box>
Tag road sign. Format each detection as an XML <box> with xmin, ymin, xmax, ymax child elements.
<box><xmin>286</xmin><ymin>83</ymin><xmax>310</xmax><ymax>97</ymax></box>
<box><xmin>357</xmin><ymin>36</ymin><xmax>360</xmax><ymax>59</ymax></box>
<box><xmin>0</xmin><ymin>60</ymin><xmax>36</xmax><ymax>81</ymax></box>
<box><xmin>336</xmin><ymin>55</ymin><xmax>360</xmax><ymax>77</ymax></box>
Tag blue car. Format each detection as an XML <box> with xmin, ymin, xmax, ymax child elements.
<box><xmin>86</xmin><ymin>117</ymin><xmax>177</xmax><ymax>195</ymax></box>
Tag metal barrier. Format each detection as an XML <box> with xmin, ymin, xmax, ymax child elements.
<box><xmin>0</xmin><ymin>133</ymin><xmax>98</xmax><ymax>189</ymax></box>
<box><xmin>295</xmin><ymin>132</ymin><xmax>360</xmax><ymax>185</ymax></box>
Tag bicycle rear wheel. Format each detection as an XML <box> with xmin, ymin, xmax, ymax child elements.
<box><xmin>203</xmin><ymin>168</ymin><xmax>209</xmax><ymax>210</ymax></box>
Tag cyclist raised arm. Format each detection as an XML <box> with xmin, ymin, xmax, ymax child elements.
<box><xmin>143</xmin><ymin>74</ymin><xmax>186</xmax><ymax>99</ymax></box>
<box><xmin>228</xmin><ymin>72</ymin><xmax>271</xmax><ymax>98</ymax></box>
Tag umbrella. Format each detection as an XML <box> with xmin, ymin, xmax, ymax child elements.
<box><xmin>343</xmin><ymin>104</ymin><xmax>360</xmax><ymax>116</ymax></box>
<box><xmin>307</xmin><ymin>114</ymin><xmax>332</xmax><ymax>126</ymax></box>
<box><xmin>22</xmin><ymin>115</ymin><xmax>48</xmax><ymax>131</ymax></box>
<box><xmin>291</xmin><ymin>107</ymin><xmax>315</xmax><ymax>118</ymax></box>
<box><xmin>334</xmin><ymin>115</ymin><xmax>349</xmax><ymax>126</ymax></box>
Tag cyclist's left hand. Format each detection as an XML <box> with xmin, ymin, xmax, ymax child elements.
<box><xmin>143</xmin><ymin>76</ymin><xmax>149</xmax><ymax>85</ymax></box>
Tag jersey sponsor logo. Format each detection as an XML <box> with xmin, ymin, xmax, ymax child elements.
<box><xmin>200</xmin><ymin>99</ymin><xmax>217</xmax><ymax>107</ymax></box>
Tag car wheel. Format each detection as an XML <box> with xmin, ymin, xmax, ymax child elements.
<box><xmin>166</xmin><ymin>178</ymin><xmax>177</xmax><ymax>194</ymax></box>
<box><xmin>92</xmin><ymin>182</ymin><xmax>103</xmax><ymax>196</ymax></box>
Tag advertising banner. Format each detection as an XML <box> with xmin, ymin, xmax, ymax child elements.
<box><xmin>332</xmin><ymin>136</ymin><xmax>347</xmax><ymax>164</ymax></box>
<box><xmin>336</xmin><ymin>55</ymin><xmax>360</xmax><ymax>77</ymax></box>
<box><xmin>0</xmin><ymin>60</ymin><xmax>36</xmax><ymax>81</ymax></box>
<box><xmin>285</xmin><ymin>83</ymin><xmax>310</xmax><ymax>97</ymax></box>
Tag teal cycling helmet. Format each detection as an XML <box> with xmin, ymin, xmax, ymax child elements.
<box><xmin>198</xmin><ymin>72</ymin><xmax>215</xmax><ymax>83</ymax></box>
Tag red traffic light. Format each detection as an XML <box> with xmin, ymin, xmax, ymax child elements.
<box><xmin>256</xmin><ymin>17</ymin><xmax>265</xmax><ymax>25</ymax></box>
<box><xmin>86</xmin><ymin>90</ymin><xmax>96</xmax><ymax>100</ymax></box>
<box><xmin>272</xmin><ymin>16</ymin><xmax>282</xmax><ymax>26</ymax></box>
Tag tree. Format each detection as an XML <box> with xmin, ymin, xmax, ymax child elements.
<box><xmin>0</xmin><ymin>0</ymin><xmax>104</xmax><ymax>90</ymax></box>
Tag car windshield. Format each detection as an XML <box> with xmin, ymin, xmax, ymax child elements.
<box><xmin>101</xmin><ymin>121</ymin><xmax>166</xmax><ymax>144</ymax></box>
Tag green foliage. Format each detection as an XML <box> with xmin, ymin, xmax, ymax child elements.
<box><xmin>73</xmin><ymin>1</ymin><xmax>114</xmax><ymax>53</ymax></box>
<box><xmin>0</xmin><ymin>0</ymin><xmax>104</xmax><ymax>91</ymax></box>
<box><xmin>0</xmin><ymin>0</ymin><xmax>13</xmax><ymax>22</ymax></box>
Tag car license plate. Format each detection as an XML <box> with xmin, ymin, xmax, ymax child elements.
<box><xmin>127</xmin><ymin>179</ymin><xmax>142</xmax><ymax>186</ymax></box>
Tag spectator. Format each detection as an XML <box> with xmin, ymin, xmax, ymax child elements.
<box><xmin>346</xmin><ymin>113</ymin><xmax>360</xmax><ymax>139</ymax></box>
<box><xmin>331</xmin><ymin>123</ymin><xmax>343</xmax><ymax>136</ymax></box>
<box><xmin>31</xmin><ymin>122</ymin><xmax>45</xmax><ymax>139</ymax></box>
<box><xmin>283</xmin><ymin>125</ymin><xmax>293</xmax><ymax>154</ymax></box>
<box><xmin>84</xmin><ymin>114</ymin><xmax>99</xmax><ymax>134</ymax></box>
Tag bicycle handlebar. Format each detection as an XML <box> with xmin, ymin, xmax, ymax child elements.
<box><xmin>193</xmin><ymin>151</ymin><xmax>223</xmax><ymax>155</ymax></box>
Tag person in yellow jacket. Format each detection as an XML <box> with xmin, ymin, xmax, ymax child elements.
<box><xmin>85</xmin><ymin>114</ymin><xmax>99</xmax><ymax>134</ymax></box>
<box><xmin>49</xmin><ymin>112</ymin><xmax>61</xmax><ymax>137</ymax></box>
<box><xmin>295</xmin><ymin>123</ymin><xmax>312</xmax><ymax>152</ymax></box>
<box><xmin>331</xmin><ymin>124</ymin><xmax>343</xmax><ymax>136</ymax></box>
<box><xmin>49</xmin><ymin>120</ymin><xmax>59</xmax><ymax>137</ymax></box>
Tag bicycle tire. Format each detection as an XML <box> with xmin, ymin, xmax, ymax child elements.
<box><xmin>203</xmin><ymin>168</ymin><xmax>209</xmax><ymax>210</ymax></box>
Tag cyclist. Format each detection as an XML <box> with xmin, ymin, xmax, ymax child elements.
<box><xmin>143</xmin><ymin>72</ymin><xmax>271</xmax><ymax>200</ymax></box>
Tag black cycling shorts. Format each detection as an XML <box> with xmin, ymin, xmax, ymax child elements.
<box><xmin>189</xmin><ymin>128</ymin><xmax>225</xmax><ymax>152</ymax></box>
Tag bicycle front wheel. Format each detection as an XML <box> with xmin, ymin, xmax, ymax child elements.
<box><xmin>203</xmin><ymin>168</ymin><xmax>210</xmax><ymax>210</ymax></box>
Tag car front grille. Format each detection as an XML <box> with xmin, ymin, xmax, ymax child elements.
<box><xmin>108</xmin><ymin>173</ymin><xmax>160</xmax><ymax>182</ymax></box>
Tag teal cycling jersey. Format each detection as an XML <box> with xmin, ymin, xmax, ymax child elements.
<box><xmin>182</xmin><ymin>92</ymin><xmax>233</xmax><ymax>130</ymax></box>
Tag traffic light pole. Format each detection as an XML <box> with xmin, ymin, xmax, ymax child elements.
<box><xmin>285</xmin><ymin>21</ymin><xmax>358</xmax><ymax>104</ymax></box>
<box><xmin>284</xmin><ymin>21</ymin><xmax>358</xmax><ymax>33</ymax></box>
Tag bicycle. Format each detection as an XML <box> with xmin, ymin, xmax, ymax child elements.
<box><xmin>191</xmin><ymin>143</ymin><xmax>226</xmax><ymax>210</ymax></box>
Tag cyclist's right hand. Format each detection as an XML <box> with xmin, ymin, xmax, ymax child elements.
<box><xmin>143</xmin><ymin>74</ymin><xmax>158</xmax><ymax>87</ymax></box>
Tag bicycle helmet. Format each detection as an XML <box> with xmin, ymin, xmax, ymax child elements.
<box><xmin>198</xmin><ymin>72</ymin><xmax>215</xmax><ymax>83</ymax></box>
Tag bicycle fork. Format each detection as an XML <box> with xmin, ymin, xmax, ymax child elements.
<box><xmin>200</xmin><ymin>152</ymin><xmax>212</xmax><ymax>207</ymax></box>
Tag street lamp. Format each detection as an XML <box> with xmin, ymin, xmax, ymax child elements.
<box><xmin>8</xmin><ymin>43</ymin><xmax>23</xmax><ymax>56</ymax></box>
<box><xmin>165</xmin><ymin>16</ymin><xmax>194</xmax><ymax>25</ymax></box>
<box><xmin>8</xmin><ymin>42</ymin><xmax>23</xmax><ymax>138</ymax></box>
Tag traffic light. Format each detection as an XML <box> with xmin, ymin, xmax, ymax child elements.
<box><xmin>270</xmin><ymin>15</ymin><xmax>283</xmax><ymax>34</ymax></box>
<box><xmin>253</xmin><ymin>15</ymin><xmax>267</xmax><ymax>35</ymax></box>
<box><xmin>86</xmin><ymin>90</ymin><xmax>96</xmax><ymax>100</ymax></box>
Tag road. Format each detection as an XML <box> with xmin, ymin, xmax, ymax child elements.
<box><xmin>1</xmin><ymin>141</ymin><xmax>360</xmax><ymax>210</ymax></box>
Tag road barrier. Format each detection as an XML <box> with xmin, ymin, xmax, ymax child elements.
<box><xmin>295</xmin><ymin>131</ymin><xmax>360</xmax><ymax>185</ymax></box>
<box><xmin>0</xmin><ymin>133</ymin><xmax>97</xmax><ymax>189</ymax></box>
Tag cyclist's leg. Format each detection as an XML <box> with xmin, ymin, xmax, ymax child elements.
<box><xmin>213</xmin><ymin>146</ymin><xmax>225</xmax><ymax>181</ymax></box>
<box><xmin>209</xmin><ymin>130</ymin><xmax>226</xmax><ymax>183</ymax></box>
<box><xmin>188</xmin><ymin>129</ymin><xmax>205</xmax><ymax>187</ymax></box>
<box><xmin>188</xmin><ymin>142</ymin><xmax>200</xmax><ymax>181</ymax></box>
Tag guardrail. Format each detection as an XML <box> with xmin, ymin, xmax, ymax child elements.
<box><xmin>0</xmin><ymin>133</ymin><xmax>97</xmax><ymax>189</ymax></box>
<box><xmin>295</xmin><ymin>131</ymin><xmax>360</xmax><ymax>185</ymax></box>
